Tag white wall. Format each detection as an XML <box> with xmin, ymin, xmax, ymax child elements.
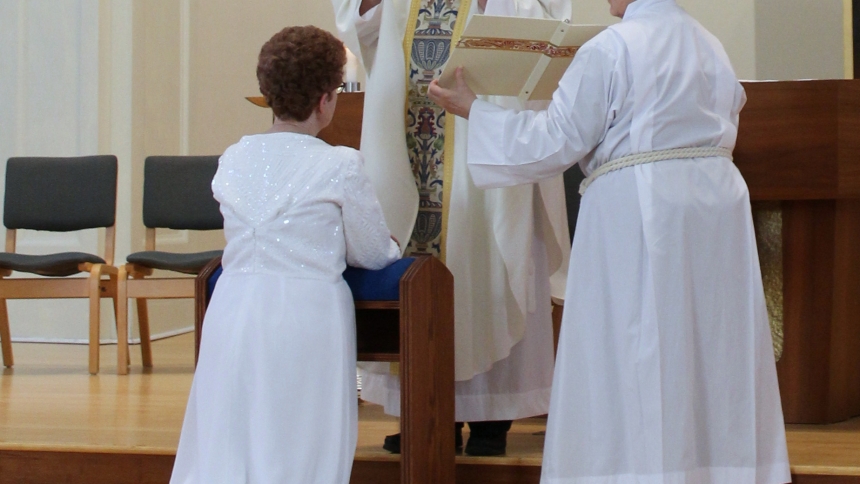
<box><xmin>755</xmin><ymin>0</ymin><xmax>846</xmax><ymax>80</ymax></box>
<box><xmin>571</xmin><ymin>0</ymin><xmax>848</xmax><ymax>80</ymax></box>
<box><xmin>678</xmin><ymin>0</ymin><xmax>758</xmax><ymax>79</ymax></box>
<box><xmin>0</xmin><ymin>0</ymin><xmax>104</xmax><ymax>342</ymax></box>
<box><xmin>569</xmin><ymin>0</ymin><xmax>757</xmax><ymax>78</ymax></box>
<box><xmin>187</xmin><ymin>0</ymin><xmax>339</xmax><ymax>156</ymax></box>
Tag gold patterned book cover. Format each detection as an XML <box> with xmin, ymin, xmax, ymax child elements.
<box><xmin>439</xmin><ymin>15</ymin><xmax>605</xmax><ymax>102</ymax></box>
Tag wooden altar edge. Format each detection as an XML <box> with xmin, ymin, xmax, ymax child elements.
<box><xmin>736</xmin><ymin>79</ymin><xmax>860</xmax><ymax>201</ymax></box>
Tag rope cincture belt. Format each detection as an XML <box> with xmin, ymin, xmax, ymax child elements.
<box><xmin>578</xmin><ymin>146</ymin><xmax>734</xmax><ymax>195</ymax></box>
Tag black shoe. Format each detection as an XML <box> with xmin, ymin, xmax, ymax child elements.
<box><xmin>464</xmin><ymin>420</ymin><xmax>512</xmax><ymax>456</ymax></box>
<box><xmin>382</xmin><ymin>433</ymin><xmax>401</xmax><ymax>453</ymax></box>
<box><xmin>382</xmin><ymin>423</ymin><xmax>464</xmax><ymax>454</ymax></box>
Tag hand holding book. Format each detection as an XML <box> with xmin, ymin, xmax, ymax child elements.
<box><xmin>428</xmin><ymin>67</ymin><xmax>477</xmax><ymax>119</ymax></box>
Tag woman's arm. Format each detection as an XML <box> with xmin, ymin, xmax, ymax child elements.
<box><xmin>341</xmin><ymin>152</ymin><xmax>401</xmax><ymax>269</ymax></box>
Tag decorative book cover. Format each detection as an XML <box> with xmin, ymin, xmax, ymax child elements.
<box><xmin>438</xmin><ymin>15</ymin><xmax>605</xmax><ymax>102</ymax></box>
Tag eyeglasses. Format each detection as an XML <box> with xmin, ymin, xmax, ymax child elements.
<box><xmin>337</xmin><ymin>82</ymin><xmax>360</xmax><ymax>93</ymax></box>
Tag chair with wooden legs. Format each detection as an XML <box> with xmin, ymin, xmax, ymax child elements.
<box><xmin>116</xmin><ymin>155</ymin><xmax>223</xmax><ymax>375</ymax></box>
<box><xmin>0</xmin><ymin>156</ymin><xmax>118</xmax><ymax>374</ymax></box>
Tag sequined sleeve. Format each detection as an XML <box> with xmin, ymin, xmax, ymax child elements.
<box><xmin>340</xmin><ymin>150</ymin><xmax>401</xmax><ymax>269</ymax></box>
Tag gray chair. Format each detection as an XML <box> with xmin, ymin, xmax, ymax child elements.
<box><xmin>116</xmin><ymin>156</ymin><xmax>223</xmax><ymax>374</ymax></box>
<box><xmin>0</xmin><ymin>155</ymin><xmax>118</xmax><ymax>374</ymax></box>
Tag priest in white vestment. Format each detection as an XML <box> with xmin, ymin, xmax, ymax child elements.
<box><xmin>331</xmin><ymin>0</ymin><xmax>572</xmax><ymax>455</ymax></box>
<box><xmin>429</xmin><ymin>0</ymin><xmax>792</xmax><ymax>481</ymax></box>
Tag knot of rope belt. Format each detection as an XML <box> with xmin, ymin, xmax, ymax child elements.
<box><xmin>579</xmin><ymin>146</ymin><xmax>734</xmax><ymax>195</ymax></box>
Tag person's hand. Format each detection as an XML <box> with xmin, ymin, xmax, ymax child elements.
<box><xmin>428</xmin><ymin>67</ymin><xmax>477</xmax><ymax>119</ymax></box>
<box><xmin>359</xmin><ymin>0</ymin><xmax>382</xmax><ymax>16</ymax></box>
<box><xmin>477</xmin><ymin>0</ymin><xmax>488</xmax><ymax>11</ymax></box>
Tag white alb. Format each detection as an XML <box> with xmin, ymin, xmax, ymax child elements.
<box><xmin>467</xmin><ymin>0</ymin><xmax>791</xmax><ymax>482</ymax></box>
<box><xmin>170</xmin><ymin>132</ymin><xmax>399</xmax><ymax>484</ymax></box>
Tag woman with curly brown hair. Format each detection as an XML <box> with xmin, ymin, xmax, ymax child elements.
<box><xmin>170</xmin><ymin>25</ymin><xmax>399</xmax><ymax>484</ymax></box>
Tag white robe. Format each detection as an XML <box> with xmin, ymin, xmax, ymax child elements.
<box><xmin>170</xmin><ymin>133</ymin><xmax>399</xmax><ymax>484</ymax></box>
<box><xmin>466</xmin><ymin>0</ymin><xmax>791</xmax><ymax>481</ymax></box>
<box><xmin>332</xmin><ymin>0</ymin><xmax>572</xmax><ymax>422</ymax></box>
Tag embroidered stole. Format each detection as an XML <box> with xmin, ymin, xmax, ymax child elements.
<box><xmin>402</xmin><ymin>0</ymin><xmax>471</xmax><ymax>261</ymax></box>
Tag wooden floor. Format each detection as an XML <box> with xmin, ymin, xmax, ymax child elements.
<box><xmin>0</xmin><ymin>333</ymin><xmax>858</xmax><ymax>483</ymax></box>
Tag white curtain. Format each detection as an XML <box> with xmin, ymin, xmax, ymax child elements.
<box><xmin>0</xmin><ymin>0</ymin><xmax>105</xmax><ymax>343</ymax></box>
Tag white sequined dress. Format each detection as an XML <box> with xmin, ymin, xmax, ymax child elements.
<box><xmin>170</xmin><ymin>132</ymin><xmax>400</xmax><ymax>484</ymax></box>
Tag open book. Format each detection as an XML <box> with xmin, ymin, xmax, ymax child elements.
<box><xmin>439</xmin><ymin>15</ymin><xmax>605</xmax><ymax>102</ymax></box>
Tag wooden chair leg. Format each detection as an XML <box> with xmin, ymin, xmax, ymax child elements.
<box><xmin>0</xmin><ymin>298</ymin><xmax>13</xmax><ymax>368</ymax></box>
<box><xmin>118</xmin><ymin>280</ymin><xmax>129</xmax><ymax>368</ymax></box>
<box><xmin>116</xmin><ymin>267</ymin><xmax>130</xmax><ymax>375</ymax></box>
<box><xmin>134</xmin><ymin>282</ymin><xmax>153</xmax><ymax>368</ymax></box>
<box><xmin>88</xmin><ymin>266</ymin><xmax>104</xmax><ymax>375</ymax></box>
<box><xmin>109</xmin><ymin>273</ymin><xmax>128</xmax><ymax>367</ymax></box>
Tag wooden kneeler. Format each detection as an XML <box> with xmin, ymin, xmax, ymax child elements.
<box><xmin>194</xmin><ymin>255</ymin><xmax>456</xmax><ymax>484</ymax></box>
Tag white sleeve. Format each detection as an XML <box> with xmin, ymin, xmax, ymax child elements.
<box><xmin>331</xmin><ymin>0</ymin><xmax>380</xmax><ymax>73</ymax></box>
<box><xmin>484</xmin><ymin>0</ymin><xmax>571</xmax><ymax>19</ymax></box>
<box><xmin>341</xmin><ymin>152</ymin><xmax>401</xmax><ymax>269</ymax></box>
<box><xmin>466</xmin><ymin>41</ymin><xmax>615</xmax><ymax>188</ymax></box>
<box><xmin>355</xmin><ymin>4</ymin><xmax>383</xmax><ymax>49</ymax></box>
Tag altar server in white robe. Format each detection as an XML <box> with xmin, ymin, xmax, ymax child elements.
<box><xmin>170</xmin><ymin>26</ymin><xmax>399</xmax><ymax>484</ymax></box>
<box><xmin>332</xmin><ymin>0</ymin><xmax>572</xmax><ymax>456</ymax></box>
<box><xmin>429</xmin><ymin>0</ymin><xmax>791</xmax><ymax>481</ymax></box>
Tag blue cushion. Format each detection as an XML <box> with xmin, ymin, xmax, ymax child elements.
<box><xmin>343</xmin><ymin>257</ymin><xmax>415</xmax><ymax>301</ymax></box>
<box><xmin>205</xmin><ymin>257</ymin><xmax>416</xmax><ymax>302</ymax></box>
<box><xmin>206</xmin><ymin>265</ymin><xmax>223</xmax><ymax>301</ymax></box>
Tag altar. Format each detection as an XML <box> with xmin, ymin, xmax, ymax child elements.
<box><xmin>735</xmin><ymin>79</ymin><xmax>860</xmax><ymax>424</ymax></box>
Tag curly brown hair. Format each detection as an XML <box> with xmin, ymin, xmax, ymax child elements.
<box><xmin>257</xmin><ymin>26</ymin><xmax>346</xmax><ymax>122</ymax></box>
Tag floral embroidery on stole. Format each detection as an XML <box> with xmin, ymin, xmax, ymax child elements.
<box><xmin>403</xmin><ymin>0</ymin><xmax>470</xmax><ymax>260</ymax></box>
